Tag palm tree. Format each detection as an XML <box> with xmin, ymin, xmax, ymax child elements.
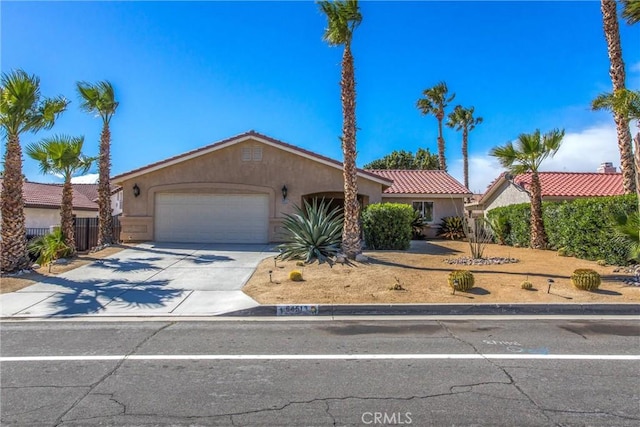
<box><xmin>600</xmin><ymin>0</ymin><xmax>635</xmax><ymax>194</ymax></box>
<box><xmin>621</xmin><ymin>0</ymin><xmax>640</xmax><ymax>24</ymax></box>
<box><xmin>318</xmin><ymin>0</ymin><xmax>362</xmax><ymax>259</ymax></box>
<box><xmin>0</xmin><ymin>70</ymin><xmax>67</xmax><ymax>272</ymax></box>
<box><xmin>416</xmin><ymin>82</ymin><xmax>455</xmax><ymax>171</ymax></box>
<box><xmin>26</xmin><ymin>135</ymin><xmax>95</xmax><ymax>254</ymax></box>
<box><xmin>446</xmin><ymin>105</ymin><xmax>483</xmax><ymax>191</ymax></box>
<box><xmin>76</xmin><ymin>81</ymin><xmax>118</xmax><ymax>246</ymax></box>
<box><xmin>490</xmin><ymin>129</ymin><xmax>565</xmax><ymax>249</ymax></box>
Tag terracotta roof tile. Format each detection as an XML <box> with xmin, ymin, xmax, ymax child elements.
<box><xmin>1</xmin><ymin>181</ymin><xmax>99</xmax><ymax>210</ymax></box>
<box><xmin>514</xmin><ymin>172</ymin><xmax>624</xmax><ymax>197</ymax></box>
<box><xmin>367</xmin><ymin>169</ymin><xmax>472</xmax><ymax>195</ymax></box>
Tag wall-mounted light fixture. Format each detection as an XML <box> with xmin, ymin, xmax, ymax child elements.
<box><xmin>133</xmin><ymin>183</ymin><xmax>141</xmax><ymax>198</ymax></box>
<box><xmin>281</xmin><ymin>185</ymin><xmax>288</xmax><ymax>201</ymax></box>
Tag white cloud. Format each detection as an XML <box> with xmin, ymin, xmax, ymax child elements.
<box><xmin>457</xmin><ymin>123</ymin><xmax>637</xmax><ymax>195</ymax></box>
<box><xmin>71</xmin><ymin>173</ymin><xmax>99</xmax><ymax>184</ymax></box>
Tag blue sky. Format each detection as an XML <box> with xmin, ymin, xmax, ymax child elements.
<box><xmin>2</xmin><ymin>0</ymin><xmax>640</xmax><ymax>193</ymax></box>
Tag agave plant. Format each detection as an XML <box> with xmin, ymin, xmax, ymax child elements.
<box><xmin>486</xmin><ymin>214</ymin><xmax>509</xmax><ymax>245</ymax></box>
<box><xmin>27</xmin><ymin>228</ymin><xmax>72</xmax><ymax>272</ymax></box>
<box><xmin>438</xmin><ymin>216</ymin><xmax>465</xmax><ymax>240</ymax></box>
<box><xmin>276</xmin><ymin>198</ymin><xmax>343</xmax><ymax>264</ymax></box>
<box><xmin>411</xmin><ymin>209</ymin><xmax>427</xmax><ymax>240</ymax></box>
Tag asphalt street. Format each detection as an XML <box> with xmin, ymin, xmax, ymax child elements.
<box><xmin>1</xmin><ymin>318</ymin><xmax>639</xmax><ymax>426</ymax></box>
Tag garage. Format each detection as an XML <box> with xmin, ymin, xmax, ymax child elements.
<box><xmin>154</xmin><ymin>193</ymin><xmax>269</xmax><ymax>243</ymax></box>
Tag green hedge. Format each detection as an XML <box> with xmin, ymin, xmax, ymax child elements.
<box><xmin>487</xmin><ymin>195</ymin><xmax>637</xmax><ymax>265</ymax></box>
<box><xmin>362</xmin><ymin>203</ymin><xmax>414</xmax><ymax>250</ymax></box>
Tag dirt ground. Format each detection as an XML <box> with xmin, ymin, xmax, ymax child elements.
<box><xmin>243</xmin><ymin>240</ymin><xmax>640</xmax><ymax>304</ymax></box>
<box><xmin>0</xmin><ymin>245</ymin><xmax>126</xmax><ymax>294</ymax></box>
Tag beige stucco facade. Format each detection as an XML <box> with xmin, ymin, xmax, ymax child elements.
<box><xmin>482</xmin><ymin>181</ymin><xmax>531</xmax><ymax>213</ymax></box>
<box><xmin>381</xmin><ymin>195</ymin><xmax>464</xmax><ymax>238</ymax></box>
<box><xmin>115</xmin><ymin>137</ymin><xmax>387</xmax><ymax>242</ymax></box>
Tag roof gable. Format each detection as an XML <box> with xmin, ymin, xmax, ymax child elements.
<box><xmin>368</xmin><ymin>169</ymin><xmax>471</xmax><ymax>196</ymax></box>
<box><xmin>112</xmin><ymin>131</ymin><xmax>393</xmax><ymax>186</ymax></box>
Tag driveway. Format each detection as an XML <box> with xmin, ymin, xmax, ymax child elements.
<box><xmin>0</xmin><ymin>243</ymin><xmax>276</xmax><ymax>318</ymax></box>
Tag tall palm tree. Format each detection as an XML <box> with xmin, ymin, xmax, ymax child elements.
<box><xmin>0</xmin><ymin>70</ymin><xmax>67</xmax><ymax>272</ymax></box>
<box><xmin>621</xmin><ymin>0</ymin><xmax>640</xmax><ymax>24</ymax></box>
<box><xmin>490</xmin><ymin>129</ymin><xmax>565</xmax><ymax>249</ymax></box>
<box><xmin>318</xmin><ymin>0</ymin><xmax>362</xmax><ymax>259</ymax></box>
<box><xmin>76</xmin><ymin>81</ymin><xmax>118</xmax><ymax>246</ymax></box>
<box><xmin>26</xmin><ymin>135</ymin><xmax>95</xmax><ymax>254</ymax></box>
<box><xmin>600</xmin><ymin>0</ymin><xmax>635</xmax><ymax>194</ymax></box>
<box><xmin>446</xmin><ymin>105</ymin><xmax>483</xmax><ymax>191</ymax></box>
<box><xmin>416</xmin><ymin>82</ymin><xmax>455</xmax><ymax>171</ymax></box>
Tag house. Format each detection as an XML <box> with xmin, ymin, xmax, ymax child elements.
<box><xmin>112</xmin><ymin>131</ymin><xmax>471</xmax><ymax>243</ymax></box>
<box><xmin>369</xmin><ymin>169</ymin><xmax>472</xmax><ymax>238</ymax></box>
<box><xmin>467</xmin><ymin>162</ymin><xmax>624</xmax><ymax>215</ymax></box>
<box><xmin>0</xmin><ymin>181</ymin><xmax>123</xmax><ymax>231</ymax></box>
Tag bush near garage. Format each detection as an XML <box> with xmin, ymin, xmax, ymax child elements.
<box><xmin>362</xmin><ymin>203</ymin><xmax>414</xmax><ymax>250</ymax></box>
<box><xmin>486</xmin><ymin>195</ymin><xmax>637</xmax><ymax>265</ymax></box>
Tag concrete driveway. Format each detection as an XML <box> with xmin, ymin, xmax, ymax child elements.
<box><xmin>0</xmin><ymin>243</ymin><xmax>276</xmax><ymax>318</ymax></box>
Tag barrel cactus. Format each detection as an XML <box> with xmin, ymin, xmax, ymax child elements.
<box><xmin>289</xmin><ymin>270</ymin><xmax>304</xmax><ymax>282</ymax></box>
<box><xmin>521</xmin><ymin>280</ymin><xmax>533</xmax><ymax>290</ymax></box>
<box><xmin>571</xmin><ymin>269</ymin><xmax>601</xmax><ymax>291</ymax></box>
<box><xmin>448</xmin><ymin>270</ymin><xmax>475</xmax><ymax>291</ymax></box>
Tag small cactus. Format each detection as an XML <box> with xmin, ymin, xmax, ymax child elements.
<box><xmin>521</xmin><ymin>281</ymin><xmax>533</xmax><ymax>290</ymax></box>
<box><xmin>557</xmin><ymin>247</ymin><xmax>568</xmax><ymax>257</ymax></box>
<box><xmin>571</xmin><ymin>269</ymin><xmax>601</xmax><ymax>291</ymax></box>
<box><xmin>295</xmin><ymin>261</ymin><xmax>305</xmax><ymax>267</ymax></box>
<box><xmin>596</xmin><ymin>259</ymin><xmax>607</xmax><ymax>266</ymax></box>
<box><xmin>289</xmin><ymin>270</ymin><xmax>303</xmax><ymax>282</ymax></box>
<box><xmin>448</xmin><ymin>270</ymin><xmax>475</xmax><ymax>291</ymax></box>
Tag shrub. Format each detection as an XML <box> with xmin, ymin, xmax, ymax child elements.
<box><xmin>276</xmin><ymin>198</ymin><xmax>343</xmax><ymax>264</ymax></box>
<box><xmin>362</xmin><ymin>203</ymin><xmax>413</xmax><ymax>250</ymax></box>
<box><xmin>27</xmin><ymin>228</ymin><xmax>72</xmax><ymax>272</ymax></box>
<box><xmin>486</xmin><ymin>213</ymin><xmax>510</xmax><ymax>245</ymax></box>
<box><xmin>289</xmin><ymin>270</ymin><xmax>303</xmax><ymax>281</ymax></box>
<box><xmin>596</xmin><ymin>259</ymin><xmax>607</xmax><ymax>266</ymax></box>
<box><xmin>612</xmin><ymin>211</ymin><xmax>640</xmax><ymax>262</ymax></box>
<box><xmin>571</xmin><ymin>269</ymin><xmax>601</xmax><ymax>291</ymax></box>
<box><xmin>411</xmin><ymin>209</ymin><xmax>427</xmax><ymax>240</ymax></box>
<box><xmin>466</xmin><ymin>217</ymin><xmax>493</xmax><ymax>259</ymax></box>
<box><xmin>521</xmin><ymin>281</ymin><xmax>533</xmax><ymax>290</ymax></box>
<box><xmin>557</xmin><ymin>247</ymin><xmax>569</xmax><ymax>257</ymax></box>
<box><xmin>438</xmin><ymin>216</ymin><xmax>465</xmax><ymax>240</ymax></box>
<box><xmin>447</xmin><ymin>270</ymin><xmax>475</xmax><ymax>291</ymax></box>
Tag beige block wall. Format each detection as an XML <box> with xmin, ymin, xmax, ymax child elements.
<box><xmin>25</xmin><ymin>208</ymin><xmax>97</xmax><ymax>229</ymax></box>
<box><xmin>117</xmin><ymin>138</ymin><xmax>384</xmax><ymax>242</ymax></box>
<box><xmin>380</xmin><ymin>196</ymin><xmax>465</xmax><ymax>238</ymax></box>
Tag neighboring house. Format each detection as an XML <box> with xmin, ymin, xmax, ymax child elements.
<box><xmin>467</xmin><ymin>162</ymin><xmax>624</xmax><ymax>216</ymax></box>
<box><xmin>368</xmin><ymin>169</ymin><xmax>472</xmax><ymax>238</ymax></box>
<box><xmin>0</xmin><ymin>181</ymin><xmax>123</xmax><ymax>230</ymax></box>
<box><xmin>112</xmin><ymin>131</ymin><xmax>471</xmax><ymax>243</ymax></box>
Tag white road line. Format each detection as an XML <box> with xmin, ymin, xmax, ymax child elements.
<box><xmin>1</xmin><ymin>354</ymin><xmax>639</xmax><ymax>362</ymax></box>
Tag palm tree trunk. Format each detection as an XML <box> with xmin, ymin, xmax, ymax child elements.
<box><xmin>436</xmin><ymin>113</ymin><xmax>446</xmax><ymax>171</ymax></box>
<box><xmin>462</xmin><ymin>127</ymin><xmax>469</xmax><ymax>190</ymax></box>
<box><xmin>97</xmin><ymin>123</ymin><xmax>113</xmax><ymax>246</ymax></box>
<box><xmin>529</xmin><ymin>171</ymin><xmax>547</xmax><ymax>249</ymax></box>
<box><xmin>61</xmin><ymin>177</ymin><xmax>76</xmax><ymax>254</ymax></box>
<box><xmin>1</xmin><ymin>134</ymin><xmax>29</xmax><ymax>272</ymax></box>
<box><xmin>340</xmin><ymin>42</ymin><xmax>361</xmax><ymax>259</ymax></box>
<box><xmin>601</xmin><ymin>0</ymin><xmax>636</xmax><ymax>194</ymax></box>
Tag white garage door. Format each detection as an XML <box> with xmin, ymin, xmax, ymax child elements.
<box><xmin>155</xmin><ymin>193</ymin><xmax>269</xmax><ymax>243</ymax></box>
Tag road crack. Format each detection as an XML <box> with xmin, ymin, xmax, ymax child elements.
<box><xmin>437</xmin><ymin>320</ymin><xmax>561</xmax><ymax>427</ymax></box>
<box><xmin>53</xmin><ymin>321</ymin><xmax>174</xmax><ymax>426</ymax></box>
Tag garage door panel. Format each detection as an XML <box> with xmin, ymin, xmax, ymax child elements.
<box><xmin>155</xmin><ymin>193</ymin><xmax>269</xmax><ymax>243</ymax></box>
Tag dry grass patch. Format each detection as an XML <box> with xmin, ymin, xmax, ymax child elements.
<box><xmin>0</xmin><ymin>245</ymin><xmax>127</xmax><ymax>294</ymax></box>
<box><xmin>243</xmin><ymin>240</ymin><xmax>640</xmax><ymax>304</ymax></box>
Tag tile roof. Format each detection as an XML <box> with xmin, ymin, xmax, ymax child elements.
<box><xmin>0</xmin><ymin>180</ymin><xmax>99</xmax><ymax>210</ymax></box>
<box><xmin>368</xmin><ymin>169</ymin><xmax>472</xmax><ymax>195</ymax></box>
<box><xmin>112</xmin><ymin>130</ymin><xmax>393</xmax><ymax>186</ymax></box>
<box><xmin>70</xmin><ymin>184</ymin><xmax>99</xmax><ymax>202</ymax></box>
<box><xmin>514</xmin><ymin>172</ymin><xmax>624</xmax><ymax>197</ymax></box>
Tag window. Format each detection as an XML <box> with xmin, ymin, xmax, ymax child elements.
<box><xmin>412</xmin><ymin>201</ymin><xmax>433</xmax><ymax>222</ymax></box>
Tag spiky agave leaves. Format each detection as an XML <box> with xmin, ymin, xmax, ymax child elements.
<box><xmin>613</xmin><ymin>211</ymin><xmax>640</xmax><ymax>262</ymax></box>
<box><xmin>276</xmin><ymin>198</ymin><xmax>344</xmax><ymax>264</ymax></box>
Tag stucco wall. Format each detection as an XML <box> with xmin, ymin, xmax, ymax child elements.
<box><xmin>380</xmin><ymin>196</ymin><xmax>464</xmax><ymax>238</ymax></box>
<box><xmin>25</xmin><ymin>208</ymin><xmax>97</xmax><ymax>229</ymax></box>
<box><xmin>117</xmin><ymin>138</ymin><xmax>385</xmax><ymax>242</ymax></box>
<box><xmin>484</xmin><ymin>182</ymin><xmax>530</xmax><ymax>213</ymax></box>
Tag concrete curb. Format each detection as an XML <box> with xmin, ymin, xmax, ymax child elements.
<box><xmin>224</xmin><ymin>303</ymin><xmax>640</xmax><ymax>317</ymax></box>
